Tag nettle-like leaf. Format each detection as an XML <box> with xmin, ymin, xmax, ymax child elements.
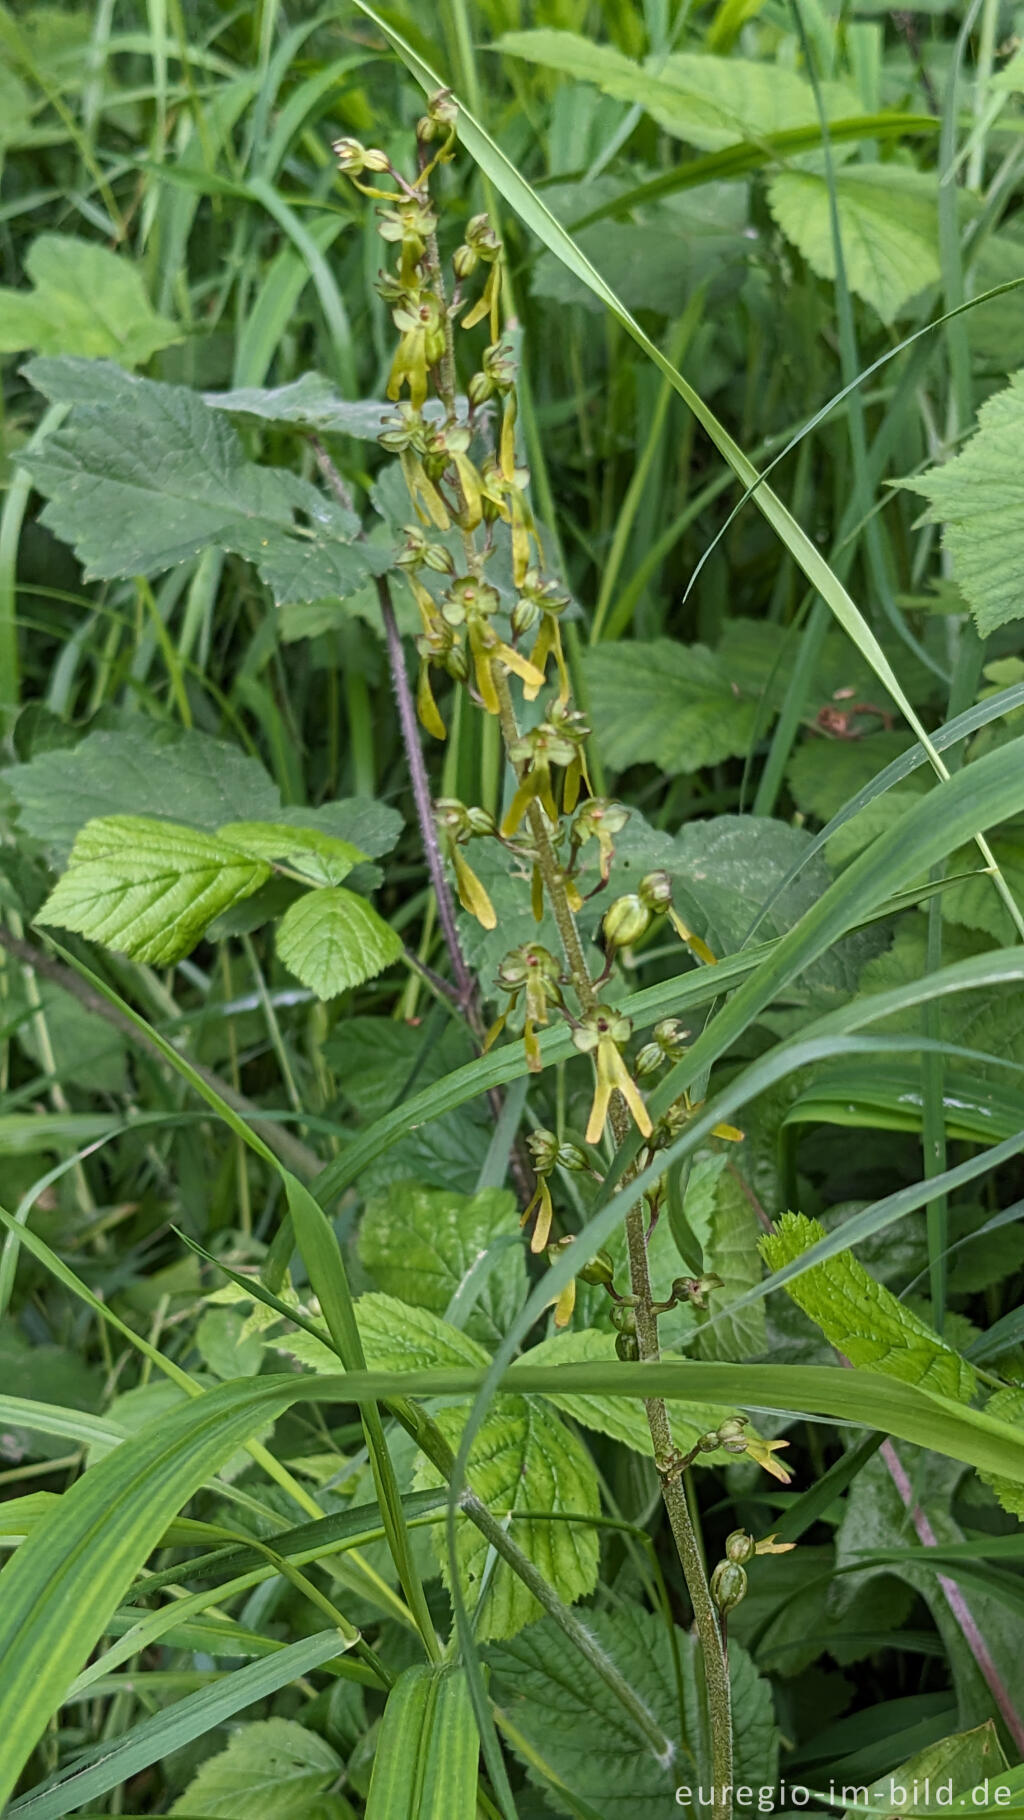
<box><xmin>692</xmin><ymin>1163</ymin><xmax>768</xmax><ymax>1363</ymax></box>
<box><xmin>357</xmin><ymin>1182</ymin><xmax>527</xmax><ymax>1346</ymax></box>
<box><xmin>21</xmin><ymin>357</ymin><xmax>391</xmax><ymax>608</ymax></box>
<box><xmin>900</xmin><ymin>370</ymin><xmax>1024</xmax><ymax>637</ymax></box>
<box><xmin>170</xmin><ymin>1717</ymin><xmax>345</xmax><ymax>1819</ymax></box>
<box><xmin>0</xmin><ymin>235</ymin><xmax>181</xmax><ymax>365</ymax></box>
<box><xmin>414</xmin><ymin>1396</ymin><xmax>600</xmax><ymax>1641</ymax></box>
<box><xmin>762</xmin><ymin>1213</ymin><xmax>977</xmax><ymax>1400</ymax></box>
<box><xmin>275</xmin><ymin>886</ymin><xmax>403</xmax><ymax>1000</ymax></box>
<box><xmin>206</xmin><ymin>372</ymin><xmax>450</xmax><ymax>440</ymax></box>
<box><xmin>498</xmin><ymin>30</ymin><xmax>858</xmax><ymax>150</ymax></box>
<box><xmin>37</xmin><ymin>816</ymin><xmax>270</xmax><ymax>966</ymax></box>
<box><xmin>768</xmin><ymin>165</ymin><xmax>940</xmax><ymax>322</ymax></box>
<box><xmin>583</xmin><ymin>638</ymin><xmax>762</xmax><ymax>775</ymax></box>
<box><xmin>487</xmin><ymin>1606</ymin><xmax>778</xmax><ymax>1819</ymax></box>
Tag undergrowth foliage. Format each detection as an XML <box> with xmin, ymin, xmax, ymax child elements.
<box><xmin>4</xmin><ymin>3</ymin><xmax>1024</xmax><ymax>1817</ymax></box>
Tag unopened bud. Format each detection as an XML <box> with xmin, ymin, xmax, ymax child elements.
<box><xmin>635</xmin><ymin>1042</ymin><xmax>666</xmax><ymax>1079</ymax></box>
<box><xmin>615</xmin><ymin>1330</ymin><xmax>640</xmax><ymax>1361</ymax></box>
<box><xmin>511</xmin><ymin>595</ymin><xmax>541</xmax><ymax>637</ymax></box>
<box><xmin>610</xmin><ymin>1302</ymin><xmax>636</xmax><ymax>1336</ymax></box>
<box><xmin>468</xmin><ymin>368</ymin><xmax>493</xmax><ymax>407</ymax></box>
<box><xmin>333</xmin><ymin>138</ymin><xmax>391</xmax><ymax>175</ymax></box>
<box><xmin>638</xmin><ymin>869</ymin><xmax>673</xmax><ymax>913</ymax></box>
<box><xmin>725</xmin><ymin>1529</ymin><xmax>757</xmax><ymax>1565</ymax></box>
<box><xmin>579</xmin><ymin>1249</ymin><xmax>615</xmax><ymax>1288</ymax></box>
<box><xmin>711</xmin><ymin>1559</ymin><xmax>747</xmax><ymax>1614</ymax></box>
<box><xmin>669</xmin><ymin>1272</ymin><xmax>724</xmax><ymax>1309</ymax></box>
<box><xmin>453</xmin><ymin>242</ymin><xmax>479</xmax><ymax>280</ymax></box>
<box><xmin>603</xmin><ymin>894</ymin><xmax>650</xmax><ymax>950</ymax></box>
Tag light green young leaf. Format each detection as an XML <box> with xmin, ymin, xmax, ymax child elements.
<box><xmin>364</xmin><ymin>1665</ymin><xmax>478</xmax><ymax>1819</ymax></box>
<box><xmin>267</xmin><ymin>1294</ymin><xmax>490</xmax><ymax>1375</ymax></box>
<box><xmin>978</xmin><ymin>1387</ymin><xmax>1024</xmax><ymax>1520</ymax></box>
<box><xmin>900</xmin><ymin>370</ymin><xmax>1024</xmax><ymax>637</ymax></box>
<box><xmin>498</xmin><ymin>31</ymin><xmax>858</xmax><ymax>150</ymax></box>
<box><xmin>275</xmin><ymin>886</ymin><xmax>402</xmax><ymax>999</ymax></box>
<box><xmin>487</xmin><ymin>1606</ymin><xmax>777</xmax><ymax>1817</ymax></box>
<box><xmin>37</xmin><ymin>815</ymin><xmax>270</xmax><ymax>965</ymax></box>
<box><xmin>21</xmin><ymin>357</ymin><xmax>390</xmax><ymax>608</ymax></box>
<box><xmin>583</xmin><ymin>639</ymin><xmax>762</xmax><ymax>774</ymax></box>
<box><xmin>415</xmin><ymin>1396</ymin><xmax>600</xmax><ymax>1641</ymax></box>
<box><xmin>171</xmin><ymin>1718</ymin><xmax>344</xmax><ymax>1820</ymax></box>
<box><xmin>762</xmin><ymin>1213</ymin><xmax>977</xmax><ymax>1400</ymax></box>
<box><xmin>218</xmin><ymin>820</ymin><xmax>368</xmax><ymax>886</ymax></box>
<box><xmin>0</xmin><ymin>235</ymin><xmax>181</xmax><ymax>365</ymax></box>
<box><xmin>357</xmin><ymin>1183</ymin><xmax>527</xmax><ymax>1346</ymax></box>
<box><xmin>767</xmin><ymin>164</ymin><xmax>940</xmax><ymax>322</ymax></box>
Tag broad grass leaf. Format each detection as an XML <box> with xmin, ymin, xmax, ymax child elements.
<box><xmin>414</xmin><ymin>1397</ymin><xmax>600</xmax><ymax>1641</ymax></box>
<box><xmin>767</xmin><ymin>165</ymin><xmax>941</xmax><ymax>321</ymax></box>
<box><xmin>276</xmin><ymin>887</ymin><xmax>402</xmax><ymax>999</ymax></box>
<box><xmin>850</xmin><ymin>1721</ymin><xmax>1008</xmax><ymax>1820</ymax></box>
<box><xmin>0</xmin><ymin>234</ymin><xmax>181</xmax><ymax>364</ymax></box>
<box><xmin>37</xmin><ymin>815</ymin><xmax>270</xmax><ymax>965</ymax></box>
<box><xmin>364</xmin><ymin>1665</ymin><xmax>478</xmax><ymax>1818</ymax></box>
<box><xmin>900</xmin><ymin>371</ymin><xmax>1024</xmax><ymax>637</ymax></box>
<box><xmin>21</xmin><ymin>357</ymin><xmax>390</xmax><ymax>607</ymax></box>
<box><xmin>357</xmin><ymin>1183</ymin><xmax>526</xmax><ymax>1345</ymax></box>
<box><xmin>763</xmin><ymin>1214</ymin><xmax>976</xmax><ymax>1399</ymax></box>
<box><xmin>487</xmin><ymin>1606</ymin><xmax>777</xmax><ymax>1817</ymax></box>
<box><xmin>171</xmin><ymin>1718</ymin><xmax>344</xmax><ymax>1820</ymax></box>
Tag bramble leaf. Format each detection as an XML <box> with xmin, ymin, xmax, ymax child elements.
<box><xmin>170</xmin><ymin>1717</ymin><xmax>345</xmax><ymax>1819</ymax></box>
<box><xmin>218</xmin><ymin>821</ymin><xmax>368</xmax><ymax>886</ymax></box>
<box><xmin>37</xmin><ymin>816</ymin><xmax>270</xmax><ymax>965</ymax></box>
<box><xmin>0</xmin><ymin>235</ymin><xmax>181</xmax><ymax>364</ymax></box>
<box><xmin>275</xmin><ymin>888</ymin><xmax>403</xmax><ymax>999</ymax></box>
<box><xmin>761</xmin><ymin>1213</ymin><xmax>977</xmax><ymax>1400</ymax></box>
<box><xmin>583</xmin><ymin>639</ymin><xmax>761</xmax><ymax>774</ymax></box>
<box><xmin>768</xmin><ymin>165</ymin><xmax>940</xmax><ymax>322</ymax></box>
<box><xmin>900</xmin><ymin>370</ymin><xmax>1024</xmax><ymax>636</ymax></box>
<box><xmin>358</xmin><ymin>1183</ymin><xmax>527</xmax><ymax>1346</ymax></box>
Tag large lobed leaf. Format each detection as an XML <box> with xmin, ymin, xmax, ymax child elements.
<box><xmin>0</xmin><ymin>234</ymin><xmax>181</xmax><ymax>365</ymax></box>
<box><xmin>20</xmin><ymin>357</ymin><xmax>391</xmax><ymax>608</ymax></box>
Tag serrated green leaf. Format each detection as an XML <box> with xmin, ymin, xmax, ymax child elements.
<box><xmin>583</xmin><ymin>639</ymin><xmax>762</xmax><ymax>774</ymax></box>
<box><xmin>171</xmin><ymin>1719</ymin><xmax>343</xmax><ymax>1820</ymax></box>
<box><xmin>978</xmin><ymin>1387</ymin><xmax>1024</xmax><ymax>1520</ymax></box>
<box><xmin>0</xmin><ymin>235</ymin><xmax>181</xmax><ymax>365</ymax></box>
<box><xmin>364</xmin><ymin>1665</ymin><xmax>478</xmax><ymax>1819</ymax></box>
<box><xmin>767</xmin><ymin>164</ymin><xmax>940</xmax><ymax>321</ymax></box>
<box><xmin>275</xmin><ymin>887</ymin><xmax>402</xmax><ymax>999</ymax></box>
<box><xmin>498</xmin><ymin>31</ymin><xmax>858</xmax><ymax>150</ymax></box>
<box><xmin>7</xmin><ymin>726</ymin><xmax>282</xmax><ymax>860</ymax></box>
<box><xmin>901</xmin><ymin>371</ymin><xmax>1024</xmax><ymax>636</ymax></box>
<box><xmin>21</xmin><ymin>357</ymin><xmax>389</xmax><ymax>608</ymax></box>
<box><xmin>206</xmin><ymin>373</ymin><xmax>415</xmax><ymax>440</ymax></box>
<box><xmin>523</xmin><ymin>1328</ymin><xmax>728</xmax><ymax>1457</ymax></box>
<box><xmin>762</xmin><ymin>1213</ymin><xmax>977</xmax><ymax>1400</ymax></box>
<box><xmin>267</xmin><ymin>1293</ymin><xmax>490</xmax><ymax>1375</ymax></box>
<box><xmin>487</xmin><ymin>1606</ymin><xmax>777</xmax><ymax>1817</ymax></box>
<box><xmin>693</xmin><ymin>1164</ymin><xmax>767</xmax><ymax>1362</ymax></box>
<box><xmin>415</xmin><ymin>1396</ymin><xmax>600</xmax><ymax>1641</ymax></box>
<box><xmin>218</xmin><ymin>821</ymin><xmax>368</xmax><ymax>886</ymax></box>
<box><xmin>357</xmin><ymin>1183</ymin><xmax>526</xmax><ymax>1346</ymax></box>
<box><xmin>37</xmin><ymin>815</ymin><xmax>270</xmax><ymax>965</ymax></box>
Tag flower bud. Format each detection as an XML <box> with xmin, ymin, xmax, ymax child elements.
<box><xmin>610</xmin><ymin>1301</ymin><xmax>636</xmax><ymax>1335</ymax></box>
<box><xmin>453</xmin><ymin>242</ymin><xmax>479</xmax><ymax>280</ymax></box>
<box><xmin>578</xmin><ymin>1249</ymin><xmax>615</xmax><ymax>1288</ymax></box>
<box><xmin>725</xmin><ymin>1529</ymin><xmax>757</xmax><ymax>1565</ymax></box>
<box><xmin>634</xmin><ymin>1041</ymin><xmax>666</xmax><ymax>1079</ymax></box>
<box><xmin>467</xmin><ymin>368</ymin><xmax>494</xmax><ymax>407</ymax></box>
<box><xmin>333</xmin><ymin>138</ymin><xmax>391</xmax><ymax>175</ymax></box>
<box><xmin>669</xmin><ymin>1272</ymin><xmax>724</xmax><ymax>1310</ymax></box>
<box><xmin>711</xmin><ymin>1559</ymin><xmax>747</xmax><ymax>1615</ymax></box>
<box><xmin>638</xmin><ymin>869</ymin><xmax>673</xmax><ymax>913</ymax></box>
<box><xmin>615</xmin><ymin>1330</ymin><xmax>640</xmax><ymax>1362</ymax></box>
<box><xmin>653</xmin><ymin>1018</ymin><xmax>688</xmax><ymax>1059</ymax></box>
<box><xmin>527</xmin><ymin>1128</ymin><xmax>560</xmax><ymax>1174</ymax></box>
<box><xmin>511</xmin><ymin>595</ymin><xmax>541</xmax><ymax>637</ymax></box>
<box><xmin>603</xmin><ymin>894</ymin><xmax>650</xmax><ymax>951</ymax></box>
<box><xmin>465</xmin><ymin>806</ymin><xmax>497</xmax><ymax>838</ymax></box>
<box><xmin>465</xmin><ymin>212</ymin><xmax>501</xmax><ymax>258</ymax></box>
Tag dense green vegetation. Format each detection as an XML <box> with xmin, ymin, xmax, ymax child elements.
<box><xmin>4</xmin><ymin>0</ymin><xmax>1024</xmax><ymax>1813</ymax></box>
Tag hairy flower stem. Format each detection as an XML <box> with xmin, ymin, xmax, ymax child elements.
<box><xmin>492</xmin><ymin>662</ymin><xmax>733</xmax><ymax>1820</ymax></box>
